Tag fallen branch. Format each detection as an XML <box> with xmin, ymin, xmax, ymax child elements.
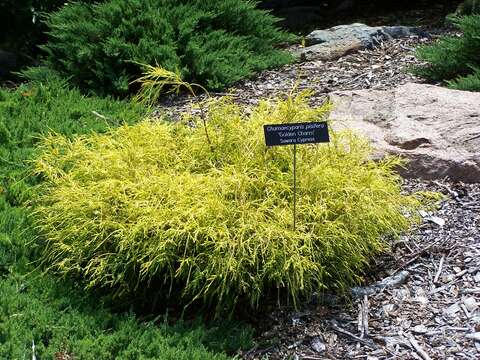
<box><xmin>91</xmin><ymin>110</ymin><xmax>109</xmax><ymax>120</ymax></box>
<box><xmin>357</xmin><ymin>295</ymin><xmax>369</xmax><ymax>338</ymax></box>
<box><xmin>351</xmin><ymin>270</ymin><xmax>409</xmax><ymax>298</ymax></box>
<box><xmin>408</xmin><ymin>336</ymin><xmax>432</xmax><ymax>360</ymax></box>
<box><xmin>433</xmin><ymin>254</ymin><xmax>445</xmax><ymax>284</ymax></box>
<box><xmin>330</xmin><ymin>323</ymin><xmax>377</xmax><ymax>349</ymax></box>
<box><xmin>391</xmin><ymin>237</ymin><xmax>447</xmax><ymax>275</ymax></box>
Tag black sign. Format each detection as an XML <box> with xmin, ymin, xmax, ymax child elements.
<box><xmin>263</xmin><ymin>121</ymin><xmax>329</xmax><ymax>147</ymax></box>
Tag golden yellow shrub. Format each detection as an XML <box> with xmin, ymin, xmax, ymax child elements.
<box><xmin>33</xmin><ymin>92</ymin><xmax>421</xmax><ymax>313</ymax></box>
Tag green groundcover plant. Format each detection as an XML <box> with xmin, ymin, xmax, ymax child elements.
<box><xmin>33</xmin><ymin>92</ymin><xmax>423</xmax><ymax>314</ymax></box>
<box><xmin>39</xmin><ymin>0</ymin><xmax>295</xmax><ymax>97</ymax></box>
<box><xmin>0</xmin><ymin>79</ymin><xmax>252</xmax><ymax>358</ymax></box>
<box><xmin>413</xmin><ymin>14</ymin><xmax>480</xmax><ymax>91</ymax></box>
<box><xmin>0</xmin><ymin>275</ymin><xmax>252</xmax><ymax>359</ymax></box>
<box><xmin>0</xmin><ymin>73</ymin><xmax>144</xmax><ymax>208</ymax></box>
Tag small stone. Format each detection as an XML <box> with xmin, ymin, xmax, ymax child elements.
<box><xmin>412</xmin><ymin>324</ymin><xmax>428</xmax><ymax>334</ymax></box>
<box><xmin>444</xmin><ymin>303</ymin><xmax>461</xmax><ymax>316</ymax></box>
<box><xmin>310</xmin><ymin>336</ymin><xmax>326</xmax><ymax>353</ymax></box>
<box><xmin>464</xmin><ymin>297</ymin><xmax>478</xmax><ymax>312</ymax></box>
<box><xmin>474</xmin><ymin>272</ymin><xmax>480</xmax><ymax>283</ymax></box>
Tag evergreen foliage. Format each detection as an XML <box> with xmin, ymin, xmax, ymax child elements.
<box><xmin>448</xmin><ymin>67</ymin><xmax>480</xmax><ymax>91</ymax></box>
<box><xmin>0</xmin><ymin>75</ymin><xmax>145</xmax><ymax>209</ymax></box>
<box><xmin>33</xmin><ymin>92</ymin><xmax>422</xmax><ymax>314</ymax></box>
<box><xmin>39</xmin><ymin>0</ymin><xmax>295</xmax><ymax>97</ymax></box>
<box><xmin>0</xmin><ymin>79</ymin><xmax>251</xmax><ymax>358</ymax></box>
<box><xmin>413</xmin><ymin>15</ymin><xmax>480</xmax><ymax>91</ymax></box>
<box><xmin>0</xmin><ymin>75</ymin><xmax>144</xmax><ymax>277</ymax></box>
<box><xmin>0</xmin><ymin>274</ymin><xmax>251</xmax><ymax>359</ymax></box>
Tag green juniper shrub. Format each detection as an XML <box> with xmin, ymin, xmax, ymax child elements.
<box><xmin>32</xmin><ymin>92</ymin><xmax>424</xmax><ymax>315</ymax></box>
<box><xmin>0</xmin><ymin>273</ymin><xmax>252</xmax><ymax>359</ymax></box>
<box><xmin>413</xmin><ymin>14</ymin><xmax>480</xmax><ymax>90</ymax></box>
<box><xmin>0</xmin><ymin>74</ymin><xmax>145</xmax><ymax>279</ymax></box>
<box><xmin>0</xmin><ymin>74</ymin><xmax>145</xmax><ymax>206</ymax></box>
<box><xmin>448</xmin><ymin>66</ymin><xmax>480</xmax><ymax>90</ymax></box>
<box><xmin>38</xmin><ymin>0</ymin><xmax>295</xmax><ymax>97</ymax></box>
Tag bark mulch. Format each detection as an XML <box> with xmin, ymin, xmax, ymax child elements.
<box><xmin>240</xmin><ymin>180</ymin><xmax>480</xmax><ymax>360</ymax></box>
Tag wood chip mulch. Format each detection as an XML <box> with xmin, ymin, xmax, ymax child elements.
<box><xmin>240</xmin><ymin>180</ymin><xmax>480</xmax><ymax>360</ymax></box>
<box><xmin>153</xmin><ymin>30</ymin><xmax>449</xmax><ymax>120</ymax></box>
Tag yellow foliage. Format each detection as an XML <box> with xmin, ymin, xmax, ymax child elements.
<box><xmin>131</xmin><ymin>63</ymin><xmax>208</xmax><ymax>106</ymax></box>
<box><xmin>33</xmin><ymin>92</ymin><xmax>421</xmax><ymax>313</ymax></box>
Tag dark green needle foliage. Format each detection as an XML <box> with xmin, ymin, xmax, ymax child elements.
<box><xmin>448</xmin><ymin>66</ymin><xmax>480</xmax><ymax>90</ymax></box>
<box><xmin>0</xmin><ymin>274</ymin><xmax>252</xmax><ymax>359</ymax></box>
<box><xmin>39</xmin><ymin>0</ymin><xmax>295</xmax><ymax>97</ymax></box>
<box><xmin>413</xmin><ymin>15</ymin><xmax>480</xmax><ymax>91</ymax></box>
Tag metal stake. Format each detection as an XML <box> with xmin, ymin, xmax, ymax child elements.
<box><xmin>293</xmin><ymin>143</ymin><xmax>297</xmax><ymax>231</ymax></box>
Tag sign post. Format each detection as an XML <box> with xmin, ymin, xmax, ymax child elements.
<box><xmin>263</xmin><ymin>122</ymin><xmax>330</xmax><ymax>231</ymax></box>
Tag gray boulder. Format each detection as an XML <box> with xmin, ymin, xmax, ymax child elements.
<box><xmin>297</xmin><ymin>38</ymin><xmax>363</xmax><ymax>62</ymax></box>
<box><xmin>328</xmin><ymin>83</ymin><xmax>480</xmax><ymax>183</ymax></box>
<box><xmin>297</xmin><ymin>23</ymin><xmax>428</xmax><ymax>61</ymax></box>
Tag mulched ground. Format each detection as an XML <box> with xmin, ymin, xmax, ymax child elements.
<box><xmin>154</xmin><ymin>25</ymin><xmax>479</xmax><ymax>359</ymax></box>
<box><xmin>154</xmin><ymin>29</ymin><xmax>450</xmax><ymax>120</ymax></box>
<box><xmin>239</xmin><ymin>180</ymin><xmax>480</xmax><ymax>360</ymax></box>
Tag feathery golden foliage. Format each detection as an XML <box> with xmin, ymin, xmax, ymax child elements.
<box><xmin>131</xmin><ymin>63</ymin><xmax>208</xmax><ymax>106</ymax></box>
<box><xmin>33</xmin><ymin>92</ymin><xmax>422</xmax><ymax>314</ymax></box>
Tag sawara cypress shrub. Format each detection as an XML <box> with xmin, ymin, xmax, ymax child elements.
<box><xmin>32</xmin><ymin>93</ymin><xmax>422</xmax><ymax>314</ymax></box>
<box><xmin>413</xmin><ymin>15</ymin><xmax>480</xmax><ymax>91</ymax></box>
<box><xmin>39</xmin><ymin>0</ymin><xmax>295</xmax><ymax>97</ymax></box>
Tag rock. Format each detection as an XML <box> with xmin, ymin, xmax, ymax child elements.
<box><xmin>328</xmin><ymin>83</ymin><xmax>480</xmax><ymax>183</ymax></box>
<box><xmin>305</xmin><ymin>23</ymin><xmax>382</xmax><ymax>47</ymax></box>
<box><xmin>297</xmin><ymin>23</ymin><xmax>428</xmax><ymax>61</ymax></box>
<box><xmin>310</xmin><ymin>336</ymin><xmax>326</xmax><ymax>353</ymax></box>
<box><xmin>444</xmin><ymin>303</ymin><xmax>461</xmax><ymax>316</ymax></box>
<box><xmin>464</xmin><ymin>297</ymin><xmax>478</xmax><ymax>312</ymax></box>
<box><xmin>305</xmin><ymin>23</ymin><xmax>427</xmax><ymax>47</ymax></box>
<box><xmin>298</xmin><ymin>39</ymin><xmax>362</xmax><ymax>62</ymax></box>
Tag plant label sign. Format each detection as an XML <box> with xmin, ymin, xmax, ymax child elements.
<box><xmin>263</xmin><ymin>122</ymin><xmax>329</xmax><ymax>147</ymax></box>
